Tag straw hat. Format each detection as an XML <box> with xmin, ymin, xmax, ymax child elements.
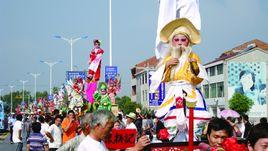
<box><xmin>160</xmin><ymin>18</ymin><xmax>201</xmax><ymax>45</ymax></box>
<box><xmin>126</xmin><ymin>112</ymin><xmax>136</xmax><ymax>120</ymax></box>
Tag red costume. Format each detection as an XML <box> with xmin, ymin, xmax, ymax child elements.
<box><xmin>88</xmin><ymin>39</ymin><xmax>104</xmax><ymax>81</ymax></box>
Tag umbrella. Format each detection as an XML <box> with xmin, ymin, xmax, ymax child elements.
<box><xmin>220</xmin><ymin>109</ymin><xmax>240</xmax><ymax>118</ymax></box>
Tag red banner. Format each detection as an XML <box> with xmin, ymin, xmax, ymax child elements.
<box><xmin>105</xmin><ymin>129</ymin><xmax>137</xmax><ymax>149</ymax></box>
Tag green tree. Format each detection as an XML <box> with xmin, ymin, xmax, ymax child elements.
<box><xmin>115</xmin><ymin>96</ymin><xmax>142</xmax><ymax>114</ymax></box>
<box><xmin>229</xmin><ymin>93</ymin><xmax>254</xmax><ymax>115</ymax></box>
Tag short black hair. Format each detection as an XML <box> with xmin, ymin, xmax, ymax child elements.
<box><xmin>247</xmin><ymin>123</ymin><xmax>268</xmax><ymax>148</ymax></box>
<box><xmin>68</xmin><ymin>110</ymin><xmax>75</xmax><ymax>115</ymax></box>
<box><xmin>260</xmin><ymin>117</ymin><xmax>267</xmax><ymax>124</ymax></box>
<box><xmin>207</xmin><ymin>118</ymin><xmax>233</xmax><ymax>137</ymax></box>
<box><xmin>242</xmin><ymin>114</ymin><xmax>249</xmax><ymax>121</ymax></box>
<box><xmin>32</xmin><ymin>122</ymin><xmax>41</xmax><ymax>133</ymax></box>
<box><xmin>54</xmin><ymin>115</ymin><xmax>61</xmax><ymax>122</ymax></box>
<box><xmin>16</xmin><ymin>114</ymin><xmax>23</xmax><ymax>121</ymax></box>
<box><xmin>38</xmin><ymin>115</ymin><xmax>45</xmax><ymax>123</ymax></box>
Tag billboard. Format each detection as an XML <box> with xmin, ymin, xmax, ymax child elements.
<box><xmin>228</xmin><ymin>62</ymin><xmax>267</xmax><ymax>117</ymax></box>
<box><xmin>149</xmin><ymin>71</ymin><xmax>165</xmax><ymax>107</ymax></box>
<box><xmin>66</xmin><ymin>71</ymin><xmax>87</xmax><ymax>81</ymax></box>
<box><xmin>105</xmin><ymin>66</ymin><xmax>118</xmax><ymax>83</ymax></box>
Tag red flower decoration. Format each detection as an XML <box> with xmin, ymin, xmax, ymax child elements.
<box><xmin>158</xmin><ymin>128</ymin><xmax>170</xmax><ymax>141</ymax></box>
<box><xmin>221</xmin><ymin>137</ymin><xmax>248</xmax><ymax>151</ymax></box>
<box><xmin>175</xmin><ymin>97</ymin><xmax>184</xmax><ymax>108</ymax></box>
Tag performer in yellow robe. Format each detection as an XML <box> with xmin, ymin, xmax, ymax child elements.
<box><xmin>150</xmin><ymin>18</ymin><xmax>211</xmax><ymax>141</ymax></box>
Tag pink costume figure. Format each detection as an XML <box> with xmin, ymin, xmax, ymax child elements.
<box><xmin>86</xmin><ymin>75</ymin><xmax>97</xmax><ymax>104</ymax></box>
<box><xmin>88</xmin><ymin>39</ymin><xmax>104</xmax><ymax>82</ymax></box>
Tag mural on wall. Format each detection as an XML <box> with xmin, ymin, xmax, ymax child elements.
<box><xmin>228</xmin><ymin>62</ymin><xmax>267</xmax><ymax>117</ymax></box>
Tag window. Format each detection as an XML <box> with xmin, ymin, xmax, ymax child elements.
<box><xmin>209</xmin><ymin>66</ymin><xmax>216</xmax><ymax>76</ymax></box>
<box><xmin>210</xmin><ymin>83</ymin><xmax>216</xmax><ymax>98</ymax></box>
<box><xmin>203</xmin><ymin>84</ymin><xmax>209</xmax><ymax>98</ymax></box>
<box><xmin>217</xmin><ymin>64</ymin><xmax>223</xmax><ymax>75</ymax></box>
<box><xmin>217</xmin><ymin>82</ymin><xmax>224</xmax><ymax>97</ymax></box>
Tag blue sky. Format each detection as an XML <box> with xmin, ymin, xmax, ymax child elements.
<box><xmin>0</xmin><ymin>0</ymin><xmax>268</xmax><ymax>97</ymax></box>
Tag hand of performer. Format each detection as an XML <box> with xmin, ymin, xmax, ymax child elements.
<box><xmin>166</xmin><ymin>58</ymin><xmax>179</xmax><ymax>69</ymax></box>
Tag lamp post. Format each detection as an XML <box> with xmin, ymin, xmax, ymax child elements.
<box><xmin>109</xmin><ymin>0</ymin><xmax>112</xmax><ymax>66</ymax></box>
<box><xmin>40</xmin><ymin>61</ymin><xmax>61</xmax><ymax>95</ymax></box>
<box><xmin>19</xmin><ymin>80</ymin><xmax>28</xmax><ymax>105</ymax></box>
<box><xmin>29</xmin><ymin>73</ymin><xmax>41</xmax><ymax>104</ymax></box>
<box><xmin>0</xmin><ymin>89</ymin><xmax>3</xmax><ymax>99</ymax></box>
<box><xmin>54</xmin><ymin>35</ymin><xmax>88</xmax><ymax>71</ymax></box>
<box><xmin>9</xmin><ymin>85</ymin><xmax>14</xmax><ymax>113</ymax></box>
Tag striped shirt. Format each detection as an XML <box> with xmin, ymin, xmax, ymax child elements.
<box><xmin>27</xmin><ymin>133</ymin><xmax>48</xmax><ymax>151</ymax></box>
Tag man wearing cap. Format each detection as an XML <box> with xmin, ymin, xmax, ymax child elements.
<box><xmin>125</xmin><ymin>112</ymin><xmax>137</xmax><ymax>130</ymax></box>
<box><xmin>88</xmin><ymin>39</ymin><xmax>104</xmax><ymax>82</ymax></box>
<box><xmin>150</xmin><ymin>18</ymin><xmax>211</xmax><ymax>141</ymax></box>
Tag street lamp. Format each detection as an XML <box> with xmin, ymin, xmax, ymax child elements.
<box><xmin>54</xmin><ymin>35</ymin><xmax>88</xmax><ymax>71</ymax></box>
<box><xmin>29</xmin><ymin>73</ymin><xmax>41</xmax><ymax>104</ymax></box>
<box><xmin>9</xmin><ymin>85</ymin><xmax>14</xmax><ymax>113</ymax></box>
<box><xmin>109</xmin><ymin>0</ymin><xmax>112</xmax><ymax>66</ymax></box>
<box><xmin>40</xmin><ymin>60</ymin><xmax>61</xmax><ymax>95</ymax></box>
<box><xmin>19</xmin><ymin>80</ymin><xmax>28</xmax><ymax>107</ymax></box>
<box><xmin>0</xmin><ymin>89</ymin><xmax>3</xmax><ymax>98</ymax></box>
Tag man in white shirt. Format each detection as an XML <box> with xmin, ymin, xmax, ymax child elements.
<box><xmin>13</xmin><ymin>114</ymin><xmax>23</xmax><ymax>151</ymax></box>
<box><xmin>78</xmin><ymin>110</ymin><xmax>116</xmax><ymax>151</ymax></box>
<box><xmin>8</xmin><ymin>114</ymin><xmax>16</xmax><ymax>144</ymax></box>
<box><xmin>46</xmin><ymin>115</ymin><xmax>62</xmax><ymax>151</ymax></box>
<box><xmin>125</xmin><ymin>112</ymin><xmax>137</xmax><ymax>130</ymax></box>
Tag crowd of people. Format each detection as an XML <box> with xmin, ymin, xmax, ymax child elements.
<box><xmin>5</xmin><ymin>107</ymin><xmax>268</xmax><ymax>151</ymax></box>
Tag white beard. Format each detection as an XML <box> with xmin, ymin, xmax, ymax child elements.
<box><xmin>169</xmin><ymin>45</ymin><xmax>192</xmax><ymax>79</ymax></box>
<box><xmin>170</xmin><ymin>45</ymin><xmax>192</xmax><ymax>59</ymax></box>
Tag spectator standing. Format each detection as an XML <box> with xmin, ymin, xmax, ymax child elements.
<box><xmin>198</xmin><ymin>118</ymin><xmax>233</xmax><ymax>150</ymax></box>
<box><xmin>247</xmin><ymin>123</ymin><xmax>268</xmax><ymax>151</ymax></box>
<box><xmin>236</xmin><ymin>116</ymin><xmax>245</xmax><ymax>138</ymax></box>
<box><xmin>26</xmin><ymin>122</ymin><xmax>48</xmax><ymax>151</ymax></box>
<box><xmin>46</xmin><ymin>115</ymin><xmax>62</xmax><ymax>151</ymax></box>
<box><xmin>13</xmin><ymin>114</ymin><xmax>23</xmax><ymax>151</ymax></box>
<box><xmin>77</xmin><ymin>110</ymin><xmax>115</xmax><ymax>151</ymax></box>
<box><xmin>243</xmin><ymin>114</ymin><xmax>252</xmax><ymax>139</ymax></box>
<box><xmin>24</xmin><ymin>116</ymin><xmax>32</xmax><ymax>140</ymax></box>
<box><xmin>8</xmin><ymin>113</ymin><xmax>16</xmax><ymax>144</ymax></box>
<box><xmin>57</xmin><ymin>113</ymin><xmax>92</xmax><ymax>151</ymax></box>
<box><xmin>125</xmin><ymin>112</ymin><xmax>137</xmax><ymax>130</ymax></box>
<box><xmin>61</xmin><ymin>110</ymin><xmax>80</xmax><ymax>144</ymax></box>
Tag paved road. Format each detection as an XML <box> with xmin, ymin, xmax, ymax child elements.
<box><xmin>0</xmin><ymin>132</ymin><xmax>26</xmax><ymax>151</ymax></box>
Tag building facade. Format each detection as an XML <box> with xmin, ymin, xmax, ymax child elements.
<box><xmin>131</xmin><ymin>57</ymin><xmax>158</xmax><ymax>108</ymax></box>
<box><xmin>201</xmin><ymin>39</ymin><xmax>268</xmax><ymax>120</ymax></box>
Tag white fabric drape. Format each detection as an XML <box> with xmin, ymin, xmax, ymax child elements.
<box><xmin>155</xmin><ymin>0</ymin><xmax>201</xmax><ymax>59</ymax></box>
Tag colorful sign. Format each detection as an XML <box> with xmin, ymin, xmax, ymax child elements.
<box><xmin>66</xmin><ymin>71</ymin><xmax>86</xmax><ymax>81</ymax></box>
<box><xmin>105</xmin><ymin>66</ymin><xmax>118</xmax><ymax>83</ymax></box>
<box><xmin>228</xmin><ymin>62</ymin><xmax>267</xmax><ymax>117</ymax></box>
<box><xmin>0</xmin><ymin>100</ymin><xmax>4</xmax><ymax>129</ymax></box>
<box><xmin>149</xmin><ymin>71</ymin><xmax>165</xmax><ymax>106</ymax></box>
<box><xmin>105</xmin><ymin>129</ymin><xmax>137</xmax><ymax>149</ymax></box>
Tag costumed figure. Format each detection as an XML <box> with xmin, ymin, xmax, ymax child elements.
<box><xmin>88</xmin><ymin>39</ymin><xmax>104</xmax><ymax>82</ymax></box>
<box><xmin>65</xmin><ymin>79</ymin><xmax>84</xmax><ymax>110</ymax></box>
<box><xmin>93</xmin><ymin>82</ymin><xmax>111</xmax><ymax>111</ymax></box>
<box><xmin>155</xmin><ymin>0</ymin><xmax>201</xmax><ymax>59</ymax></box>
<box><xmin>150</xmin><ymin>18</ymin><xmax>211</xmax><ymax>141</ymax></box>
<box><xmin>107</xmin><ymin>74</ymin><xmax>121</xmax><ymax>104</ymax></box>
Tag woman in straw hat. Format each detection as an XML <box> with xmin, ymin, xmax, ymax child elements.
<box><xmin>150</xmin><ymin>18</ymin><xmax>211</xmax><ymax>142</ymax></box>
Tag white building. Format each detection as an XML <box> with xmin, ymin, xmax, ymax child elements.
<box><xmin>201</xmin><ymin>39</ymin><xmax>268</xmax><ymax>121</ymax></box>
